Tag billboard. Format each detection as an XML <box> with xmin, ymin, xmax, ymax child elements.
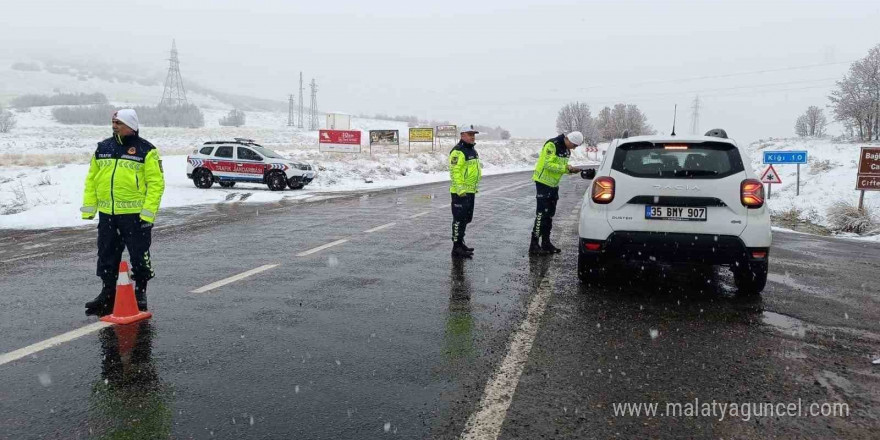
<box><xmin>436</xmin><ymin>125</ymin><xmax>458</xmax><ymax>138</ymax></box>
<box><xmin>319</xmin><ymin>129</ymin><xmax>361</xmax><ymax>153</ymax></box>
<box><xmin>369</xmin><ymin>130</ymin><xmax>400</xmax><ymax>146</ymax></box>
<box><xmin>409</xmin><ymin>127</ymin><xmax>434</xmax><ymax>143</ymax></box>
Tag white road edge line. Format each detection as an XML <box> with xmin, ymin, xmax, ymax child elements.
<box><xmin>460</xmin><ymin>273</ymin><xmax>554</xmax><ymax>440</ymax></box>
<box><xmin>296</xmin><ymin>239</ymin><xmax>349</xmax><ymax>257</ymax></box>
<box><xmin>409</xmin><ymin>211</ymin><xmax>432</xmax><ymax>219</ymax></box>
<box><xmin>191</xmin><ymin>264</ymin><xmax>279</xmax><ymax>293</ymax></box>
<box><xmin>0</xmin><ymin>321</ymin><xmax>112</xmax><ymax>367</ymax></box>
<box><xmin>1</xmin><ymin>252</ymin><xmax>53</xmax><ymax>264</ymax></box>
<box><xmin>363</xmin><ymin>222</ymin><xmax>396</xmax><ymax>233</ymax></box>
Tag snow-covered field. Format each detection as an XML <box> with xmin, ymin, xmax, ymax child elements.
<box><xmin>0</xmin><ymin>106</ymin><xmax>577</xmax><ymax>229</ymax></box>
<box><xmin>746</xmin><ymin>138</ymin><xmax>880</xmax><ymax>241</ymax></box>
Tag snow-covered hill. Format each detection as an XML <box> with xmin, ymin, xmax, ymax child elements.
<box><xmin>746</xmin><ymin>138</ymin><xmax>879</xmax><ymax>239</ymax></box>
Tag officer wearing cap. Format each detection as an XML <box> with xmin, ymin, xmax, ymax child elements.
<box><xmin>449</xmin><ymin>124</ymin><xmax>482</xmax><ymax>258</ymax></box>
<box><xmin>530</xmin><ymin>131</ymin><xmax>584</xmax><ymax>254</ymax></box>
<box><xmin>81</xmin><ymin>109</ymin><xmax>165</xmax><ymax>316</ymax></box>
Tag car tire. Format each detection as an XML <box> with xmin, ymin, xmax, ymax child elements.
<box><xmin>578</xmin><ymin>252</ymin><xmax>606</xmax><ymax>285</ymax></box>
<box><xmin>266</xmin><ymin>171</ymin><xmax>287</xmax><ymax>191</ymax></box>
<box><xmin>219</xmin><ymin>181</ymin><xmax>235</xmax><ymax>188</ymax></box>
<box><xmin>734</xmin><ymin>260</ymin><xmax>768</xmax><ymax>295</ymax></box>
<box><xmin>193</xmin><ymin>168</ymin><xmax>214</xmax><ymax>189</ymax></box>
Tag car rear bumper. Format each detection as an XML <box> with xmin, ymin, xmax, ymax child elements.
<box><xmin>579</xmin><ymin>231</ymin><xmax>768</xmax><ymax>266</ymax></box>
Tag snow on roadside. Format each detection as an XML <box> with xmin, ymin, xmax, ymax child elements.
<box><xmin>747</xmin><ymin>138</ymin><xmax>879</xmax><ymax>240</ymax></box>
<box><xmin>0</xmin><ymin>139</ymin><xmax>590</xmax><ymax>230</ymax></box>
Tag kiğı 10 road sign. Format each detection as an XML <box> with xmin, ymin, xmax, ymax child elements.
<box><xmin>763</xmin><ymin>151</ymin><xmax>808</xmax><ymax>164</ymax></box>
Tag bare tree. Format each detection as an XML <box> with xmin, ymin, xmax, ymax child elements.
<box><xmin>795</xmin><ymin>106</ymin><xmax>827</xmax><ymax>137</ymax></box>
<box><xmin>0</xmin><ymin>104</ymin><xmax>16</xmax><ymax>133</ymax></box>
<box><xmin>556</xmin><ymin>102</ymin><xmax>599</xmax><ymax>145</ymax></box>
<box><xmin>219</xmin><ymin>108</ymin><xmax>246</xmax><ymax>127</ymax></box>
<box><xmin>595</xmin><ymin>103</ymin><xmax>655</xmax><ymax>140</ymax></box>
<box><xmin>794</xmin><ymin>115</ymin><xmax>809</xmax><ymax>137</ymax></box>
<box><xmin>830</xmin><ymin>44</ymin><xmax>880</xmax><ymax>141</ymax></box>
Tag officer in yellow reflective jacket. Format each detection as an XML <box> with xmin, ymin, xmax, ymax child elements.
<box><xmin>449</xmin><ymin>124</ymin><xmax>482</xmax><ymax>258</ymax></box>
<box><xmin>530</xmin><ymin>131</ymin><xmax>584</xmax><ymax>254</ymax></box>
<box><xmin>81</xmin><ymin>109</ymin><xmax>165</xmax><ymax>315</ymax></box>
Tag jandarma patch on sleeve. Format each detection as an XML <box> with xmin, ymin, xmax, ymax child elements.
<box><xmin>450</xmin><ymin>156</ymin><xmax>459</xmax><ymax>165</ymax></box>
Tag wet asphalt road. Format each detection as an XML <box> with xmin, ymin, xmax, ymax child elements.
<box><xmin>0</xmin><ymin>172</ymin><xmax>879</xmax><ymax>439</ymax></box>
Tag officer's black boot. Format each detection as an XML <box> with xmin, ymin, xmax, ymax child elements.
<box><xmin>451</xmin><ymin>242</ymin><xmax>473</xmax><ymax>258</ymax></box>
<box><xmin>85</xmin><ymin>278</ymin><xmax>116</xmax><ymax>316</ymax></box>
<box><xmin>529</xmin><ymin>237</ymin><xmax>543</xmax><ymax>255</ymax></box>
<box><xmin>541</xmin><ymin>236</ymin><xmax>561</xmax><ymax>254</ymax></box>
<box><xmin>135</xmin><ymin>281</ymin><xmax>148</xmax><ymax>311</ymax></box>
<box><xmin>460</xmin><ymin>241</ymin><xmax>474</xmax><ymax>252</ymax></box>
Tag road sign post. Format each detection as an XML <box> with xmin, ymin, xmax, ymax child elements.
<box><xmin>760</xmin><ymin>164</ymin><xmax>783</xmax><ymax>199</ymax></box>
<box><xmin>763</xmin><ymin>150</ymin><xmax>807</xmax><ymax>197</ymax></box>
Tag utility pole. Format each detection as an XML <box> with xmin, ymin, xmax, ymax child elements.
<box><xmin>309</xmin><ymin>78</ymin><xmax>318</xmax><ymax>131</ymax></box>
<box><xmin>297</xmin><ymin>72</ymin><xmax>304</xmax><ymax>128</ymax></box>
<box><xmin>288</xmin><ymin>94</ymin><xmax>295</xmax><ymax>126</ymax></box>
<box><xmin>690</xmin><ymin>95</ymin><xmax>701</xmax><ymax>134</ymax></box>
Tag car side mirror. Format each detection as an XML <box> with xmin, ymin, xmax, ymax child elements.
<box><xmin>580</xmin><ymin>169</ymin><xmax>596</xmax><ymax>180</ymax></box>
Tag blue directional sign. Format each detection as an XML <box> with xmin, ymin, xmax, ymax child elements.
<box><xmin>763</xmin><ymin>151</ymin><xmax>808</xmax><ymax>164</ymax></box>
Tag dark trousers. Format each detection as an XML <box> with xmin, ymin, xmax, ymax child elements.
<box><xmin>97</xmin><ymin>213</ymin><xmax>155</xmax><ymax>283</ymax></box>
<box><xmin>451</xmin><ymin>193</ymin><xmax>475</xmax><ymax>244</ymax></box>
<box><xmin>532</xmin><ymin>182</ymin><xmax>559</xmax><ymax>240</ymax></box>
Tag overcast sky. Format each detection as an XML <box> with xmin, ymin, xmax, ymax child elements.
<box><xmin>2</xmin><ymin>0</ymin><xmax>879</xmax><ymax>142</ymax></box>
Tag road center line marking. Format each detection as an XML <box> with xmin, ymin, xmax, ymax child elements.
<box><xmin>363</xmin><ymin>222</ymin><xmax>396</xmax><ymax>233</ymax></box>
<box><xmin>191</xmin><ymin>264</ymin><xmax>279</xmax><ymax>293</ymax></box>
<box><xmin>296</xmin><ymin>239</ymin><xmax>349</xmax><ymax>257</ymax></box>
<box><xmin>0</xmin><ymin>321</ymin><xmax>112</xmax><ymax>367</ymax></box>
<box><xmin>1</xmin><ymin>252</ymin><xmax>53</xmax><ymax>264</ymax></box>
<box><xmin>409</xmin><ymin>211</ymin><xmax>432</xmax><ymax>218</ymax></box>
<box><xmin>460</xmin><ymin>272</ymin><xmax>554</xmax><ymax>440</ymax></box>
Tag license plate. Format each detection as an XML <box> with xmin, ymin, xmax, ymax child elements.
<box><xmin>645</xmin><ymin>206</ymin><xmax>707</xmax><ymax>221</ymax></box>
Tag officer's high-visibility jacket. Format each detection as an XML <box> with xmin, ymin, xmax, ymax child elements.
<box><xmin>449</xmin><ymin>140</ymin><xmax>482</xmax><ymax>194</ymax></box>
<box><xmin>81</xmin><ymin>133</ymin><xmax>165</xmax><ymax>223</ymax></box>
<box><xmin>532</xmin><ymin>134</ymin><xmax>571</xmax><ymax>188</ymax></box>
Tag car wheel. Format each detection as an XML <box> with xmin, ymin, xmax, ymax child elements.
<box><xmin>193</xmin><ymin>168</ymin><xmax>214</xmax><ymax>189</ymax></box>
<box><xmin>219</xmin><ymin>181</ymin><xmax>235</xmax><ymax>188</ymax></box>
<box><xmin>733</xmin><ymin>260</ymin><xmax>768</xmax><ymax>296</ymax></box>
<box><xmin>266</xmin><ymin>171</ymin><xmax>287</xmax><ymax>191</ymax></box>
<box><xmin>578</xmin><ymin>252</ymin><xmax>606</xmax><ymax>285</ymax></box>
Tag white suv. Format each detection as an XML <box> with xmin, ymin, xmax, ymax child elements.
<box><xmin>186</xmin><ymin>138</ymin><xmax>317</xmax><ymax>191</ymax></box>
<box><xmin>578</xmin><ymin>129</ymin><xmax>771</xmax><ymax>294</ymax></box>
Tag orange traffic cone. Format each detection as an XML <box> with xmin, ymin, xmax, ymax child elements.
<box><xmin>101</xmin><ymin>261</ymin><xmax>152</xmax><ymax>325</ymax></box>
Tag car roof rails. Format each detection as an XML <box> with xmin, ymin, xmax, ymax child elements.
<box><xmin>704</xmin><ymin>128</ymin><xmax>728</xmax><ymax>139</ymax></box>
<box><xmin>233</xmin><ymin>138</ymin><xmax>257</xmax><ymax>144</ymax></box>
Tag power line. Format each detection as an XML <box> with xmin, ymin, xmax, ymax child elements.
<box><xmin>577</xmin><ymin>60</ymin><xmax>852</xmax><ymax>91</ymax></box>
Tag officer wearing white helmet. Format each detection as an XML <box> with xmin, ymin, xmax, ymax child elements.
<box><xmin>530</xmin><ymin>131</ymin><xmax>585</xmax><ymax>254</ymax></box>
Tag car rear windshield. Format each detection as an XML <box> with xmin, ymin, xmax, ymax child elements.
<box><xmin>611</xmin><ymin>141</ymin><xmax>744</xmax><ymax>179</ymax></box>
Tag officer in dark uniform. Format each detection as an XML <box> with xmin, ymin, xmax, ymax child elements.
<box><xmin>530</xmin><ymin>131</ymin><xmax>584</xmax><ymax>254</ymax></box>
<box><xmin>81</xmin><ymin>109</ymin><xmax>165</xmax><ymax>315</ymax></box>
<box><xmin>449</xmin><ymin>124</ymin><xmax>483</xmax><ymax>258</ymax></box>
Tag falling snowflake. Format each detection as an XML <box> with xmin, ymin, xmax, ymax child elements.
<box><xmin>384</xmin><ymin>422</ymin><xmax>391</xmax><ymax>432</ymax></box>
<box><xmin>37</xmin><ymin>372</ymin><xmax>52</xmax><ymax>387</ymax></box>
<box><xmin>649</xmin><ymin>329</ymin><xmax>660</xmax><ymax>339</ymax></box>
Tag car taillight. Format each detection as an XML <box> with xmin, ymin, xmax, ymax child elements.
<box><xmin>591</xmin><ymin>176</ymin><xmax>615</xmax><ymax>204</ymax></box>
<box><xmin>741</xmin><ymin>179</ymin><xmax>764</xmax><ymax>208</ymax></box>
